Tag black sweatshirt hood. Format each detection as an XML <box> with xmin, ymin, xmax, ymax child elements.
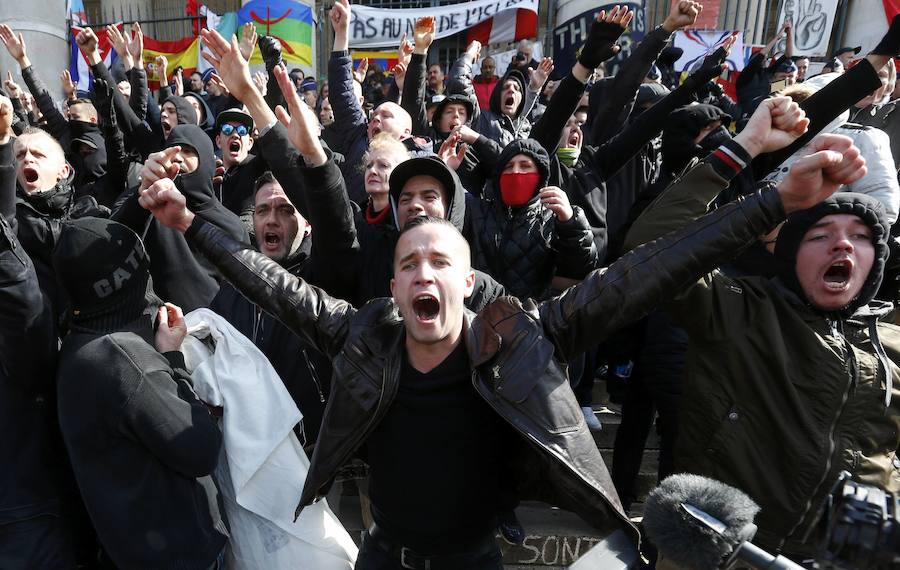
<box><xmin>489</xmin><ymin>69</ymin><xmax>527</xmax><ymax>119</ymax></box>
<box><xmin>493</xmin><ymin>138</ymin><xmax>550</xmax><ymax>189</ymax></box>
<box><xmin>167</xmin><ymin>96</ymin><xmax>199</xmax><ymax>127</ymax></box>
<box><xmin>182</xmin><ymin>92</ymin><xmax>214</xmax><ymax>131</ymax></box>
<box><xmin>164</xmin><ymin>125</ymin><xmax>217</xmax><ymax>208</ymax></box>
<box><xmin>52</xmin><ymin>216</ymin><xmax>162</xmax><ymax>334</ymax></box>
<box><xmin>661</xmin><ymin>104</ymin><xmax>732</xmax><ymax>173</ymax></box>
<box><xmin>774</xmin><ymin>193</ymin><xmax>890</xmax><ymax>318</ymax></box>
<box><xmin>432</xmin><ymin>94</ymin><xmax>476</xmax><ymax>137</ymax></box>
<box><xmin>388</xmin><ymin>155</ymin><xmax>466</xmax><ymax>232</ymax></box>
<box><xmin>69</xmin><ymin>121</ymin><xmax>108</xmax><ymax>187</ymax></box>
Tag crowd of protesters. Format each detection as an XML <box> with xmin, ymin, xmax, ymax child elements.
<box><xmin>4</xmin><ymin>0</ymin><xmax>900</xmax><ymax>568</ymax></box>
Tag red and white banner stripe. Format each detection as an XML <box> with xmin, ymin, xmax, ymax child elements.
<box><xmin>467</xmin><ymin>8</ymin><xmax>537</xmax><ymax>46</ymax></box>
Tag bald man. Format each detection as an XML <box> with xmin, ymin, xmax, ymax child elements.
<box><xmin>327</xmin><ymin>0</ymin><xmax>429</xmax><ymax>205</ymax></box>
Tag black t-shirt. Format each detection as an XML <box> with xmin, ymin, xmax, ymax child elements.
<box><xmin>366</xmin><ymin>340</ymin><xmax>504</xmax><ymax>554</ymax></box>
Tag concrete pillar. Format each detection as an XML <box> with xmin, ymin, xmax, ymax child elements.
<box><xmin>0</xmin><ymin>0</ymin><xmax>71</xmax><ymax>100</ymax></box>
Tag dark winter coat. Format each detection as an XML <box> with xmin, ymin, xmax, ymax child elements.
<box><xmin>466</xmin><ymin>139</ymin><xmax>598</xmax><ymax>300</ymax></box>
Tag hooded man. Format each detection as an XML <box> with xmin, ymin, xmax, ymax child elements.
<box><xmin>139</xmin><ymin>101</ymin><xmax>850</xmax><ymax>568</ymax></box>
<box><xmin>182</xmin><ymin>90</ymin><xmax>216</xmax><ymax>138</ymax></box>
<box><xmin>399</xmin><ymin>30</ymin><xmax>505</xmax><ymax>196</ymax></box>
<box><xmin>111</xmin><ymin>124</ymin><xmax>248</xmax><ymax>311</ymax></box>
<box><xmin>53</xmin><ymin>217</ymin><xmax>227</xmax><ymax>569</ymax></box>
<box><xmin>465</xmin><ymin>139</ymin><xmax>599</xmax><ymax>300</ymax></box>
<box><xmin>625</xmin><ymin>120</ymin><xmax>900</xmax><ymax>559</ymax></box>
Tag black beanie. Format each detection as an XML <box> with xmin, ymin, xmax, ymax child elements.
<box><xmin>774</xmin><ymin>193</ymin><xmax>890</xmax><ymax>316</ymax></box>
<box><xmin>52</xmin><ymin>217</ymin><xmax>158</xmax><ymax>330</ymax></box>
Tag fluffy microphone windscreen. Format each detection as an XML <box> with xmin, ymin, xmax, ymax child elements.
<box><xmin>643</xmin><ymin>474</ymin><xmax>761</xmax><ymax>570</ymax></box>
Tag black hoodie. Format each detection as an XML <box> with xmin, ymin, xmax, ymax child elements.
<box><xmin>112</xmin><ymin>124</ymin><xmax>248</xmax><ymax>311</ymax></box>
<box><xmin>465</xmin><ymin>138</ymin><xmax>598</xmax><ymax>300</ymax></box>
<box><xmin>53</xmin><ymin>217</ymin><xmax>227</xmax><ymax>569</ymax></box>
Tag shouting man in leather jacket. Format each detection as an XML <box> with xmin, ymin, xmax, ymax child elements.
<box><xmin>138</xmin><ymin>91</ymin><xmax>859</xmax><ymax>568</ymax></box>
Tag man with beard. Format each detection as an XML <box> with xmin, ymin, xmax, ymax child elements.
<box><xmin>210</xmin><ymin>171</ymin><xmax>343</xmax><ymax>446</ymax></box>
<box><xmin>139</xmin><ymin>100</ymin><xmax>853</xmax><ymax>569</ymax></box>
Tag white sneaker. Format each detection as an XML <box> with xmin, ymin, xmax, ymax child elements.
<box><xmin>582</xmin><ymin>406</ymin><xmax>602</xmax><ymax>431</ymax></box>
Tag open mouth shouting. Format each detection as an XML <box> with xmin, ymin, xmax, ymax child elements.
<box><xmin>22</xmin><ymin>165</ymin><xmax>39</xmax><ymax>185</ymax></box>
<box><xmin>823</xmin><ymin>258</ymin><xmax>853</xmax><ymax>291</ymax></box>
<box><xmin>228</xmin><ymin>139</ymin><xmax>242</xmax><ymax>157</ymax></box>
<box><xmin>261</xmin><ymin>231</ymin><xmax>282</xmax><ymax>254</ymax></box>
<box><xmin>412</xmin><ymin>293</ymin><xmax>440</xmax><ymax>324</ymax></box>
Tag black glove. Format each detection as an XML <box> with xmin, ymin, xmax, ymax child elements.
<box><xmin>258</xmin><ymin>36</ymin><xmax>283</xmax><ymax>74</ymax></box>
<box><xmin>577</xmin><ymin>18</ymin><xmax>627</xmax><ymax>69</ymax></box>
<box><xmin>686</xmin><ymin>45</ymin><xmax>728</xmax><ymax>87</ymax></box>
<box><xmin>91</xmin><ymin>77</ymin><xmax>116</xmax><ymax>129</ymax></box>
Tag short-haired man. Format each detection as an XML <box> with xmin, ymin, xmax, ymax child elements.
<box><xmin>793</xmin><ymin>55</ymin><xmax>810</xmax><ymax>82</ymax></box>
<box><xmin>426</xmin><ymin>63</ymin><xmax>445</xmax><ymax>98</ymax></box>
<box><xmin>472</xmin><ymin>56</ymin><xmax>498</xmax><ymax>109</ymax></box>
<box><xmin>210</xmin><ymin>171</ymin><xmax>341</xmax><ymax>444</ymax></box>
<box><xmin>0</xmin><ymin>97</ymin><xmax>87</xmax><ymax>568</ymax></box>
<box><xmin>189</xmin><ymin>70</ymin><xmax>206</xmax><ymax>94</ymax></box>
<box><xmin>140</xmin><ymin>91</ymin><xmax>848</xmax><ymax>569</ymax></box>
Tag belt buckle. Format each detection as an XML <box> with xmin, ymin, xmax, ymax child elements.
<box><xmin>400</xmin><ymin>547</ymin><xmax>429</xmax><ymax>570</ymax></box>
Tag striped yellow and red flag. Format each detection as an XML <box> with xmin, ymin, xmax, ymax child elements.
<box><xmin>142</xmin><ymin>35</ymin><xmax>201</xmax><ymax>89</ymax></box>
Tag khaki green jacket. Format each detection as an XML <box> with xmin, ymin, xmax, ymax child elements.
<box><xmin>625</xmin><ymin>159</ymin><xmax>900</xmax><ymax>557</ymax></box>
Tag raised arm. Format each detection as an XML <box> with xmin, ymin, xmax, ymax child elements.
<box><xmin>327</xmin><ymin>0</ymin><xmax>368</xmax><ymax>155</ymax></box>
<box><xmin>0</xmin><ymin>25</ymin><xmax>71</xmax><ymax>142</ymax></box>
<box><xmin>591</xmin><ymin>38</ymin><xmax>734</xmax><ymax>180</ymax></box>
<box><xmin>590</xmin><ymin>0</ymin><xmax>701</xmax><ymax>145</ymax></box>
<box><xmin>91</xmin><ymin>77</ymin><xmax>130</xmax><ymax>207</ymax></box>
<box><xmin>400</xmin><ymin>18</ymin><xmax>434</xmax><ymax>137</ymax></box>
<box><xmin>139</xmin><ymin>179</ymin><xmax>355</xmax><ymax>359</ymax></box>
<box><xmin>624</xmin><ymin>96</ymin><xmax>810</xmax><ymax>250</ymax></box>
<box><xmin>80</xmin><ymin>27</ymin><xmax>159</xmax><ymax>159</ymax></box>
<box><xmin>447</xmin><ymin>41</ymin><xmax>482</xmax><ymax>125</ymax></box>
<box><xmin>532</xmin><ymin>6</ymin><xmax>634</xmax><ymax>153</ymax></box>
<box><xmin>540</xmin><ymin>133</ymin><xmax>864</xmax><ymax>361</ymax></box>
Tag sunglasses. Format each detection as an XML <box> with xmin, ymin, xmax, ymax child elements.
<box><xmin>220</xmin><ymin>124</ymin><xmax>249</xmax><ymax>136</ymax></box>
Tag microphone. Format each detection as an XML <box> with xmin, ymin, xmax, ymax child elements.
<box><xmin>643</xmin><ymin>474</ymin><xmax>805</xmax><ymax>570</ymax></box>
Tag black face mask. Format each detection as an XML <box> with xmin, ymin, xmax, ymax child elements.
<box><xmin>699</xmin><ymin>125</ymin><xmax>732</xmax><ymax>151</ymax></box>
<box><xmin>68</xmin><ymin>120</ymin><xmax>99</xmax><ymax>138</ymax></box>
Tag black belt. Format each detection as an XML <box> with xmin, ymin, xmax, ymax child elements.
<box><xmin>366</xmin><ymin>523</ymin><xmax>498</xmax><ymax>570</ymax></box>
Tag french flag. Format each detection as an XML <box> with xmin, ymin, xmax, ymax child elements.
<box><xmin>69</xmin><ymin>26</ymin><xmax>118</xmax><ymax>93</ymax></box>
<box><xmin>467</xmin><ymin>8</ymin><xmax>537</xmax><ymax>46</ymax></box>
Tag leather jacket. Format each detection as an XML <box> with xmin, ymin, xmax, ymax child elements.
<box><xmin>185</xmin><ymin>185</ymin><xmax>787</xmax><ymax>547</ymax></box>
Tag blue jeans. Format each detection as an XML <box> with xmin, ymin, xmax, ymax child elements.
<box><xmin>355</xmin><ymin>532</ymin><xmax>502</xmax><ymax>570</ymax></box>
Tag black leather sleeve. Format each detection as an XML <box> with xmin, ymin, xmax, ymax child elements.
<box><xmin>539</xmin><ymin>186</ymin><xmax>785</xmax><ymax>360</ymax></box>
<box><xmin>186</xmin><ymin>217</ymin><xmax>356</xmax><ymax>359</ymax></box>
